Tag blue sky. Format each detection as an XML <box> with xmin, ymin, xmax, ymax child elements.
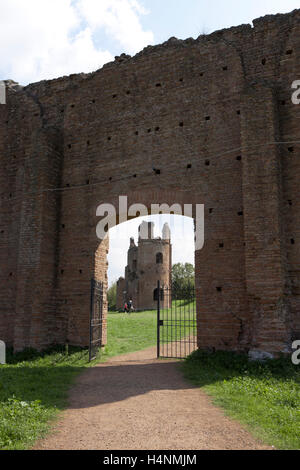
<box><xmin>1</xmin><ymin>0</ymin><xmax>299</xmax><ymax>284</ymax></box>
<box><xmin>0</xmin><ymin>1</ymin><xmax>299</xmax><ymax>85</ymax></box>
<box><xmin>140</xmin><ymin>0</ymin><xmax>300</xmax><ymax>44</ymax></box>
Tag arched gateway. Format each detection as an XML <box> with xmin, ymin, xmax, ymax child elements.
<box><xmin>0</xmin><ymin>10</ymin><xmax>299</xmax><ymax>356</ymax></box>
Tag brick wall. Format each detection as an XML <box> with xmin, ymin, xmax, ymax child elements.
<box><xmin>0</xmin><ymin>9</ymin><xmax>299</xmax><ymax>355</ymax></box>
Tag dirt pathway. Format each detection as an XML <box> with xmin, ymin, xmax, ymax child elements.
<box><xmin>34</xmin><ymin>347</ymin><xmax>271</xmax><ymax>450</ymax></box>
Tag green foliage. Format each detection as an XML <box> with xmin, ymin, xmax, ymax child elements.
<box><xmin>181</xmin><ymin>350</ymin><xmax>300</xmax><ymax>450</ymax></box>
<box><xmin>107</xmin><ymin>281</ymin><xmax>117</xmax><ymax>311</ymax></box>
<box><xmin>172</xmin><ymin>263</ymin><xmax>195</xmax><ymax>299</ymax></box>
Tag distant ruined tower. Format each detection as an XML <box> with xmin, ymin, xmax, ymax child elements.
<box><xmin>116</xmin><ymin>221</ymin><xmax>172</xmax><ymax>310</ymax></box>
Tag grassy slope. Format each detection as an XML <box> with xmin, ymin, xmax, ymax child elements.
<box><xmin>181</xmin><ymin>350</ymin><xmax>300</xmax><ymax>450</ymax></box>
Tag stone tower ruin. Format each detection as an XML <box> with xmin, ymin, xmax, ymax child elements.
<box><xmin>116</xmin><ymin>222</ymin><xmax>172</xmax><ymax>310</ymax></box>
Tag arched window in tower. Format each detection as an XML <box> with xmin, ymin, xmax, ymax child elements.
<box><xmin>153</xmin><ymin>288</ymin><xmax>164</xmax><ymax>301</ymax></box>
<box><xmin>156</xmin><ymin>252</ymin><xmax>163</xmax><ymax>264</ymax></box>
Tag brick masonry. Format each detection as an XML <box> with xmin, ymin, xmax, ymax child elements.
<box><xmin>0</xmin><ymin>10</ymin><xmax>299</xmax><ymax>355</ymax></box>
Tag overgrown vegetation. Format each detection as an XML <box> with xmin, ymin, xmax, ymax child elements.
<box><xmin>181</xmin><ymin>350</ymin><xmax>300</xmax><ymax>450</ymax></box>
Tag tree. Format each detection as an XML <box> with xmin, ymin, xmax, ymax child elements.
<box><xmin>172</xmin><ymin>263</ymin><xmax>195</xmax><ymax>299</ymax></box>
<box><xmin>107</xmin><ymin>281</ymin><xmax>117</xmax><ymax>311</ymax></box>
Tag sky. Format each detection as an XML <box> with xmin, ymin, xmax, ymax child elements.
<box><xmin>108</xmin><ymin>215</ymin><xmax>195</xmax><ymax>286</ymax></box>
<box><xmin>0</xmin><ymin>0</ymin><xmax>299</xmax><ymax>85</ymax></box>
<box><xmin>1</xmin><ymin>0</ymin><xmax>299</xmax><ymax>283</ymax></box>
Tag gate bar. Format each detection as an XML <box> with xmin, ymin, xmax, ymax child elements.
<box><xmin>157</xmin><ymin>280</ymin><xmax>160</xmax><ymax>358</ymax></box>
<box><xmin>89</xmin><ymin>278</ymin><xmax>95</xmax><ymax>362</ymax></box>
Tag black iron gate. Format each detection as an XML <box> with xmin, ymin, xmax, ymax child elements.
<box><xmin>89</xmin><ymin>279</ymin><xmax>104</xmax><ymax>361</ymax></box>
<box><xmin>157</xmin><ymin>280</ymin><xmax>197</xmax><ymax>359</ymax></box>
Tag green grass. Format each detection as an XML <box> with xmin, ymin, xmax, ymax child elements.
<box><xmin>0</xmin><ymin>346</ymin><xmax>94</xmax><ymax>450</ymax></box>
<box><xmin>104</xmin><ymin>302</ymin><xmax>196</xmax><ymax>356</ymax></box>
<box><xmin>0</xmin><ymin>310</ymin><xmax>158</xmax><ymax>450</ymax></box>
<box><xmin>160</xmin><ymin>300</ymin><xmax>196</xmax><ymax>344</ymax></box>
<box><xmin>181</xmin><ymin>349</ymin><xmax>300</xmax><ymax>450</ymax></box>
<box><xmin>101</xmin><ymin>309</ymin><xmax>157</xmax><ymax>359</ymax></box>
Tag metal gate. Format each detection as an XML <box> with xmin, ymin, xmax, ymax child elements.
<box><xmin>89</xmin><ymin>279</ymin><xmax>104</xmax><ymax>361</ymax></box>
<box><xmin>157</xmin><ymin>281</ymin><xmax>197</xmax><ymax>359</ymax></box>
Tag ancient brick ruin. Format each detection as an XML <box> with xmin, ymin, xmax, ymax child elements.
<box><xmin>116</xmin><ymin>221</ymin><xmax>172</xmax><ymax>311</ymax></box>
<box><xmin>0</xmin><ymin>9</ymin><xmax>299</xmax><ymax>355</ymax></box>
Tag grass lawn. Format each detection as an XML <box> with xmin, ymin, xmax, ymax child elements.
<box><xmin>181</xmin><ymin>349</ymin><xmax>300</xmax><ymax>450</ymax></box>
<box><xmin>101</xmin><ymin>309</ymin><xmax>157</xmax><ymax>359</ymax></box>
<box><xmin>0</xmin><ymin>309</ymin><xmax>158</xmax><ymax>450</ymax></box>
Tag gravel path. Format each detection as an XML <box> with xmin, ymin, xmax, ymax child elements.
<box><xmin>33</xmin><ymin>346</ymin><xmax>271</xmax><ymax>450</ymax></box>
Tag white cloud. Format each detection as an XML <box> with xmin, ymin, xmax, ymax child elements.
<box><xmin>76</xmin><ymin>0</ymin><xmax>153</xmax><ymax>53</ymax></box>
<box><xmin>0</xmin><ymin>0</ymin><xmax>153</xmax><ymax>85</ymax></box>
